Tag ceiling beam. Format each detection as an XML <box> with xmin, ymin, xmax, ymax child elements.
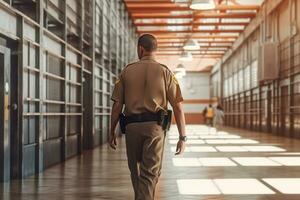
<box><xmin>127</xmin><ymin>5</ymin><xmax>260</xmax><ymax>12</ymax></box>
<box><xmin>138</xmin><ymin>30</ymin><xmax>243</xmax><ymax>34</ymax></box>
<box><xmin>159</xmin><ymin>45</ymin><xmax>233</xmax><ymax>48</ymax></box>
<box><xmin>157</xmin><ymin>48</ymin><xmax>226</xmax><ymax>51</ymax></box>
<box><xmin>157</xmin><ymin>40</ymin><xmax>234</xmax><ymax>43</ymax></box>
<box><xmin>157</xmin><ymin>54</ymin><xmax>225</xmax><ymax>56</ymax></box>
<box><xmin>134</xmin><ymin>22</ymin><xmax>249</xmax><ymax>27</ymax></box>
<box><xmin>158</xmin><ymin>45</ymin><xmax>231</xmax><ymax>50</ymax></box>
<box><xmin>131</xmin><ymin>12</ymin><xmax>256</xmax><ymax>19</ymax></box>
<box><xmin>154</xmin><ymin>35</ymin><xmax>238</xmax><ymax>39</ymax></box>
<box><xmin>156</xmin><ymin>54</ymin><xmax>222</xmax><ymax>57</ymax></box>
<box><xmin>125</xmin><ymin>0</ymin><xmax>177</xmax><ymax>3</ymax></box>
<box><xmin>158</xmin><ymin>43</ymin><xmax>233</xmax><ymax>46</ymax></box>
<box><xmin>156</xmin><ymin>53</ymin><xmax>224</xmax><ymax>55</ymax></box>
<box><xmin>125</xmin><ymin>1</ymin><xmax>259</xmax><ymax>10</ymax></box>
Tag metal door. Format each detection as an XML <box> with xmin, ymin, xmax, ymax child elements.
<box><xmin>0</xmin><ymin>46</ymin><xmax>10</xmax><ymax>182</ymax></box>
<box><xmin>280</xmin><ymin>86</ymin><xmax>289</xmax><ymax>136</ymax></box>
<box><xmin>266</xmin><ymin>90</ymin><xmax>272</xmax><ymax>133</ymax></box>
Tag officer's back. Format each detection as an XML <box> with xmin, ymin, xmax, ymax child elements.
<box><xmin>120</xmin><ymin>56</ymin><xmax>174</xmax><ymax>116</ymax></box>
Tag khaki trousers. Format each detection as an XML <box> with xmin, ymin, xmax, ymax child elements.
<box><xmin>125</xmin><ymin>122</ymin><xmax>166</xmax><ymax>200</ymax></box>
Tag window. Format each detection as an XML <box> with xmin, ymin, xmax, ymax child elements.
<box><xmin>251</xmin><ymin>60</ymin><xmax>258</xmax><ymax>88</ymax></box>
<box><xmin>233</xmin><ymin>73</ymin><xmax>238</xmax><ymax>94</ymax></box>
<box><xmin>238</xmin><ymin>69</ymin><xmax>244</xmax><ymax>92</ymax></box>
<box><xmin>244</xmin><ymin>65</ymin><xmax>251</xmax><ymax>90</ymax></box>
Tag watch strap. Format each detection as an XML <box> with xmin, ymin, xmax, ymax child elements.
<box><xmin>179</xmin><ymin>136</ymin><xmax>187</xmax><ymax>142</ymax></box>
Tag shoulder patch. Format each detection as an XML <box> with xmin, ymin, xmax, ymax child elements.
<box><xmin>172</xmin><ymin>74</ymin><xmax>179</xmax><ymax>85</ymax></box>
<box><xmin>115</xmin><ymin>78</ymin><xmax>121</xmax><ymax>85</ymax></box>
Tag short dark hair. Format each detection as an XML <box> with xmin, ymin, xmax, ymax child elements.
<box><xmin>217</xmin><ymin>105</ymin><xmax>223</xmax><ymax>111</ymax></box>
<box><xmin>138</xmin><ymin>34</ymin><xmax>157</xmax><ymax>52</ymax></box>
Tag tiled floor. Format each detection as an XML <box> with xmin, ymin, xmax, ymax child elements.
<box><xmin>2</xmin><ymin>125</ymin><xmax>300</xmax><ymax>200</ymax></box>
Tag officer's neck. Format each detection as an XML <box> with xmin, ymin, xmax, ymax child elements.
<box><xmin>140</xmin><ymin>52</ymin><xmax>155</xmax><ymax>60</ymax></box>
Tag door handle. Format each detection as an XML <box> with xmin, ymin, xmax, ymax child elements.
<box><xmin>7</xmin><ymin>103</ymin><xmax>18</xmax><ymax>110</ymax></box>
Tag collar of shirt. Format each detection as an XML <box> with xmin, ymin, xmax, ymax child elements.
<box><xmin>140</xmin><ymin>55</ymin><xmax>156</xmax><ymax>61</ymax></box>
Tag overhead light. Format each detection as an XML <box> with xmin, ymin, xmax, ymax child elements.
<box><xmin>179</xmin><ymin>51</ymin><xmax>193</xmax><ymax>61</ymax></box>
<box><xmin>190</xmin><ymin>0</ymin><xmax>216</xmax><ymax>10</ymax></box>
<box><xmin>183</xmin><ymin>39</ymin><xmax>200</xmax><ymax>50</ymax></box>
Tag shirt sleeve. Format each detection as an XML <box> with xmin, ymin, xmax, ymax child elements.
<box><xmin>111</xmin><ymin>74</ymin><xmax>124</xmax><ymax>104</ymax></box>
<box><xmin>166</xmin><ymin>71</ymin><xmax>184</xmax><ymax>105</ymax></box>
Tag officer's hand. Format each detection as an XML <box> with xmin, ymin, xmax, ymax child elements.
<box><xmin>109</xmin><ymin>132</ymin><xmax>117</xmax><ymax>150</ymax></box>
<box><xmin>175</xmin><ymin>140</ymin><xmax>185</xmax><ymax>155</ymax></box>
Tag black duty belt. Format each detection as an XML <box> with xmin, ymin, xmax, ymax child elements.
<box><xmin>119</xmin><ymin>110</ymin><xmax>172</xmax><ymax>134</ymax></box>
<box><xmin>125</xmin><ymin>112</ymin><xmax>159</xmax><ymax>125</ymax></box>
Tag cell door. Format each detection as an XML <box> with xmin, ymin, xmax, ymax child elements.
<box><xmin>266</xmin><ymin>90</ymin><xmax>272</xmax><ymax>133</ymax></box>
<box><xmin>280</xmin><ymin>86</ymin><xmax>289</xmax><ymax>136</ymax></box>
<box><xmin>0</xmin><ymin>46</ymin><xmax>10</xmax><ymax>182</ymax></box>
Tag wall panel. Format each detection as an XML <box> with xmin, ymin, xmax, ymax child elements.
<box><xmin>211</xmin><ymin>0</ymin><xmax>300</xmax><ymax>138</ymax></box>
<box><xmin>0</xmin><ymin>0</ymin><xmax>137</xmax><ymax>180</ymax></box>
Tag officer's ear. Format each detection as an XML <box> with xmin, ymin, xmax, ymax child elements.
<box><xmin>137</xmin><ymin>45</ymin><xmax>145</xmax><ymax>58</ymax></box>
<box><xmin>139</xmin><ymin>45</ymin><xmax>145</xmax><ymax>52</ymax></box>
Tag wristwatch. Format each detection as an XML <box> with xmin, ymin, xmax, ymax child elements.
<box><xmin>179</xmin><ymin>136</ymin><xmax>187</xmax><ymax>142</ymax></box>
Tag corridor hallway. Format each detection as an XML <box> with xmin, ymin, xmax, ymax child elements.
<box><xmin>2</xmin><ymin>125</ymin><xmax>300</xmax><ymax>200</ymax></box>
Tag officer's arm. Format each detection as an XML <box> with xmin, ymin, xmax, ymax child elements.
<box><xmin>110</xmin><ymin>72</ymin><xmax>124</xmax><ymax>146</ymax></box>
<box><xmin>110</xmin><ymin>100</ymin><xmax>123</xmax><ymax>136</ymax></box>
<box><xmin>172</xmin><ymin>102</ymin><xmax>186</xmax><ymax>138</ymax></box>
<box><xmin>109</xmin><ymin>100</ymin><xmax>123</xmax><ymax>150</ymax></box>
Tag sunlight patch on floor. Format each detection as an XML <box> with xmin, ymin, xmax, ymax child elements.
<box><xmin>198</xmin><ymin>157</ymin><xmax>237</xmax><ymax>166</ymax></box>
<box><xmin>269</xmin><ymin>157</ymin><xmax>300</xmax><ymax>166</ymax></box>
<box><xmin>214</xmin><ymin>179</ymin><xmax>275</xmax><ymax>194</ymax></box>
<box><xmin>215</xmin><ymin>146</ymin><xmax>286</xmax><ymax>152</ymax></box>
<box><xmin>169</xmin><ymin>139</ymin><xmax>205</xmax><ymax>144</ymax></box>
<box><xmin>170</xmin><ymin>146</ymin><xmax>217</xmax><ymax>153</ymax></box>
<box><xmin>263</xmin><ymin>178</ymin><xmax>300</xmax><ymax>194</ymax></box>
<box><xmin>172</xmin><ymin>158</ymin><xmax>201</xmax><ymax>167</ymax></box>
<box><xmin>177</xmin><ymin>179</ymin><xmax>221</xmax><ymax>195</ymax></box>
<box><xmin>215</xmin><ymin>146</ymin><xmax>249</xmax><ymax>152</ymax></box>
<box><xmin>177</xmin><ymin>179</ymin><xmax>275</xmax><ymax>195</ymax></box>
<box><xmin>243</xmin><ymin>146</ymin><xmax>286</xmax><ymax>152</ymax></box>
<box><xmin>205</xmin><ymin>139</ymin><xmax>259</xmax><ymax>144</ymax></box>
<box><xmin>172</xmin><ymin>157</ymin><xmax>237</xmax><ymax>167</ymax></box>
<box><xmin>232</xmin><ymin>157</ymin><xmax>282</xmax><ymax>166</ymax></box>
<box><xmin>199</xmin><ymin>135</ymin><xmax>241</xmax><ymax>139</ymax></box>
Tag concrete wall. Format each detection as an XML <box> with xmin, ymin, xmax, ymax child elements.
<box><xmin>177</xmin><ymin>72</ymin><xmax>212</xmax><ymax>124</ymax></box>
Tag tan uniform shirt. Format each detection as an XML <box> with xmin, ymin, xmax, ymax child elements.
<box><xmin>111</xmin><ymin>56</ymin><xmax>183</xmax><ymax>115</ymax></box>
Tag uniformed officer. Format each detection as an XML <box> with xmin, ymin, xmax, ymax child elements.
<box><xmin>109</xmin><ymin>34</ymin><xmax>187</xmax><ymax>200</ymax></box>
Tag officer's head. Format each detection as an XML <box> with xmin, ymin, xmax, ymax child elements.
<box><xmin>137</xmin><ymin>34</ymin><xmax>157</xmax><ymax>59</ymax></box>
